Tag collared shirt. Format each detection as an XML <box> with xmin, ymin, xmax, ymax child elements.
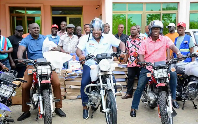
<box><xmin>58</xmin><ymin>34</ymin><xmax>79</xmax><ymax>53</ymax></box>
<box><xmin>46</xmin><ymin>35</ymin><xmax>60</xmax><ymax>45</ymax></box>
<box><xmin>0</xmin><ymin>36</ymin><xmax>12</xmax><ymax>60</ymax></box>
<box><xmin>126</xmin><ymin>36</ymin><xmax>142</xmax><ymax>67</ymax></box>
<box><xmin>115</xmin><ymin>33</ymin><xmax>129</xmax><ymax>53</ymax></box>
<box><xmin>77</xmin><ymin>33</ymin><xmax>120</xmax><ymax>56</ymax></box>
<box><xmin>57</xmin><ymin>31</ymin><xmax>67</xmax><ymax>37</ymax></box>
<box><xmin>20</xmin><ymin>34</ymin><xmax>46</xmax><ymax>60</ymax></box>
<box><xmin>138</xmin><ymin>35</ymin><xmax>173</xmax><ymax>70</ymax></box>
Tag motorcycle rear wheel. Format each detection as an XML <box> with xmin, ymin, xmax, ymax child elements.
<box><xmin>158</xmin><ymin>91</ymin><xmax>173</xmax><ymax>124</ymax></box>
<box><xmin>105</xmin><ymin>90</ymin><xmax>117</xmax><ymax>124</ymax></box>
<box><xmin>43</xmin><ymin>89</ymin><xmax>52</xmax><ymax>124</ymax></box>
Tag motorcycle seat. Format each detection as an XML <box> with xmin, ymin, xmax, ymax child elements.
<box><xmin>36</xmin><ymin>58</ymin><xmax>47</xmax><ymax>62</ymax></box>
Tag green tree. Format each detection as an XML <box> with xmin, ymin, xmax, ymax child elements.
<box><xmin>190</xmin><ymin>21</ymin><xmax>198</xmax><ymax>29</ymax></box>
<box><xmin>112</xmin><ymin>14</ymin><xmax>136</xmax><ymax>35</ymax></box>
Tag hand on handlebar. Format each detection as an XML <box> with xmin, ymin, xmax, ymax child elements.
<box><xmin>79</xmin><ymin>55</ymin><xmax>85</xmax><ymax>64</ymax></box>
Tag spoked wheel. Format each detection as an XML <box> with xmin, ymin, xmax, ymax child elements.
<box><xmin>43</xmin><ymin>89</ymin><xmax>52</xmax><ymax>124</ymax></box>
<box><xmin>105</xmin><ymin>90</ymin><xmax>117</xmax><ymax>124</ymax></box>
<box><xmin>158</xmin><ymin>91</ymin><xmax>173</xmax><ymax>124</ymax></box>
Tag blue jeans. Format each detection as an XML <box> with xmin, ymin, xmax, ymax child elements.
<box><xmin>81</xmin><ymin>64</ymin><xmax>117</xmax><ymax>106</ymax></box>
<box><xmin>1</xmin><ymin>59</ymin><xmax>11</xmax><ymax>71</ymax></box>
<box><xmin>131</xmin><ymin>68</ymin><xmax>177</xmax><ymax>110</ymax></box>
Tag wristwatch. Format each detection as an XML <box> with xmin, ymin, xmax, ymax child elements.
<box><xmin>121</xmin><ymin>51</ymin><xmax>126</xmax><ymax>54</ymax></box>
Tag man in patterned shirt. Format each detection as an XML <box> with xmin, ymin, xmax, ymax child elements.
<box><xmin>122</xmin><ymin>26</ymin><xmax>141</xmax><ymax>99</ymax></box>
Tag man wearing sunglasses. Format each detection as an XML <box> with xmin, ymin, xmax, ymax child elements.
<box><xmin>8</xmin><ymin>25</ymin><xmax>26</xmax><ymax>78</ymax></box>
<box><xmin>165</xmin><ymin>23</ymin><xmax>179</xmax><ymax>60</ymax></box>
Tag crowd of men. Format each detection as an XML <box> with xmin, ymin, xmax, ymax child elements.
<box><xmin>0</xmin><ymin>18</ymin><xmax>196</xmax><ymax>121</ymax></box>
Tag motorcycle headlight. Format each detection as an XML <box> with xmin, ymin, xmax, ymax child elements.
<box><xmin>37</xmin><ymin>65</ymin><xmax>51</xmax><ymax>75</ymax></box>
<box><xmin>99</xmin><ymin>59</ymin><xmax>111</xmax><ymax>71</ymax></box>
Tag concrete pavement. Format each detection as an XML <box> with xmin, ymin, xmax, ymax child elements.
<box><xmin>8</xmin><ymin>96</ymin><xmax>198</xmax><ymax>124</ymax></box>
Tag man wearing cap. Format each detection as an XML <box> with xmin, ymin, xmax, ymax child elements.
<box><xmin>7</xmin><ymin>25</ymin><xmax>26</xmax><ymax>77</ymax></box>
<box><xmin>165</xmin><ymin>23</ymin><xmax>179</xmax><ymax>59</ymax></box>
<box><xmin>57</xmin><ymin>21</ymin><xmax>67</xmax><ymax>37</ymax></box>
<box><xmin>58</xmin><ymin>24</ymin><xmax>79</xmax><ymax>54</ymax></box>
<box><xmin>47</xmin><ymin>24</ymin><xmax>60</xmax><ymax>45</ymax></box>
<box><xmin>0</xmin><ymin>29</ymin><xmax>13</xmax><ymax>70</ymax></box>
<box><xmin>173</xmin><ymin>22</ymin><xmax>195</xmax><ymax>62</ymax></box>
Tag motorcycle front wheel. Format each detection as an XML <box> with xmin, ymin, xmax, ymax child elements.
<box><xmin>43</xmin><ymin>89</ymin><xmax>52</xmax><ymax>124</ymax></box>
<box><xmin>105</xmin><ymin>90</ymin><xmax>117</xmax><ymax>124</ymax></box>
<box><xmin>158</xmin><ymin>91</ymin><xmax>173</xmax><ymax>124</ymax></box>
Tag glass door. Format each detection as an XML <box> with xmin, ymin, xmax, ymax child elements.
<box><xmin>67</xmin><ymin>17</ymin><xmax>82</xmax><ymax>34</ymax></box>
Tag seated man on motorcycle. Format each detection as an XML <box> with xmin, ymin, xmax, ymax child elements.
<box><xmin>130</xmin><ymin>20</ymin><xmax>182</xmax><ymax>117</ymax></box>
<box><xmin>76</xmin><ymin>18</ymin><xmax>126</xmax><ymax>119</ymax></box>
<box><xmin>17</xmin><ymin>23</ymin><xmax>66</xmax><ymax>121</ymax></box>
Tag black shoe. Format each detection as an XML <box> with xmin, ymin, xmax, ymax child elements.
<box><xmin>130</xmin><ymin>109</ymin><xmax>136</xmax><ymax>117</ymax></box>
<box><xmin>55</xmin><ymin>108</ymin><xmax>66</xmax><ymax>117</ymax></box>
<box><xmin>83</xmin><ymin>109</ymin><xmax>89</xmax><ymax>119</ymax></box>
<box><xmin>17</xmin><ymin>111</ymin><xmax>31</xmax><ymax>121</ymax></box>
<box><xmin>172</xmin><ymin>101</ymin><xmax>179</xmax><ymax>109</ymax></box>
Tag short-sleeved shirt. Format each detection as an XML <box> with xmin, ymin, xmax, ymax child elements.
<box><xmin>126</xmin><ymin>36</ymin><xmax>142</xmax><ymax>67</ymax></box>
<box><xmin>77</xmin><ymin>33</ymin><xmax>120</xmax><ymax>56</ymax></box>
<box><xmin>46</xmin><ymin>35</ymin><xmax>60</xmax><ymax>45</ymax></box>
<box><xmin>175</xmin><ymin>35</ymin><xmax>195</xmax><ymax>49</ymax></box>
<box><xmin>138</xmin><ymin>35</ymin><xmax>174</xmax><ymax>70</ymax></box>
<box><xmin>57</xmin><ymin>31</ymin><xmax>67</xmax><ymax>37</ymax></box>
<box><xmin>20</xmin><ymin>34</ymin><xmax>46</xmax><ymax>60</ymax></box>
<box><xmin>7</xmin><ymin>35</ymin><xmax>26</xmax><ymax>60</ymax></box>
<box><xmin>58</xmin><ymin>34</ymin><xmax>79</xmax><ymax>53</ymax></box>
<box><xmin>0</xmin><ymin>36</ymin><xmax>12</xmax><ymax>60</ymax></box>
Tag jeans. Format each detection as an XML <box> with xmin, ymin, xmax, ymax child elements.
<box><xmin>127</xmin><ymin>67</ymin><xmax>141</xmax><ymax>95</ymax></box>
<box><xmin>15</xmin><ymin>66</ymin><xmax>26</xmax><ymax>78</ymax></box>
<box><xmin>131</xmin><ymin>68</ymin><xmax>177</xmax><ymax>110</ymax></box>
<box><xmin>0</xmin><ymin>59</ymin><xmax>11</xmax><ymax>71</ymax></box>
<box><xmin>81</xmin><ymin>64</ymin><xmax>117</xmax><ymax>106</ymax></box>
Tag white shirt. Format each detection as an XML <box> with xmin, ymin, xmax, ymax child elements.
<box><xmin>77</xmin><ymin>33</ymin><xmax>120</xmax><ymax>56</ymax></box>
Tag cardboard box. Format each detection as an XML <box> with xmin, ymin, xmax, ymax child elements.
<box><xmin>12</xmin><ymin>85</ymin><xmax>22</xmax><ymax>105</ymax></box>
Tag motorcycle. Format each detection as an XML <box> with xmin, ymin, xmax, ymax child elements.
<box><xmin>175</xmin><ymin>53</ymin><xmax>198</xmax><ymax>110</ymax></box>
<box><xmin>16</xmin><ymin>58</ymin><xmax>59</xmax><ymax>124</ymax></box>
<box><xmin>0</xmin><ymin>70</ymin><xmax>26</xmax><ymax>124</ymax></box>
<box><xmin>83</xmin><ymin>53</ymin><xmax>123</xmax><ymax>124</ymax></box>
<box><xmin>139</xmin><ymin>59</ymin><xmax>178</xmax><ymax>124</ymax></box>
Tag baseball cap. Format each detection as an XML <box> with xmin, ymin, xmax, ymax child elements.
<box><xmin>15</xmin><ymin>25</ymin><xmax>23</xmax><ymax>31</ymax></box>
<box><xmin>177</xmin><ymin>22</ymin><xmax>186</xmax><ymax>28</ymax></box>
<box><xmin>51</xmin><ymin>24</ymin><xmax>58</xmax><ymax>29</ymax></box>
<box><xmin>66</xmin><ymin>24</ymin><xmax>75</xmax><ymax>28</ymax></box>
<box><xmin>168</xmin><ymin>23</ymin><xmax>175</xmax><ymax>27</ymax></box>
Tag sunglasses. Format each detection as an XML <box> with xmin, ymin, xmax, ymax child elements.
<box><xmin>17</xmin><ymin>30</ymin><xmax>24</xmax><ymax>32</ymax></box>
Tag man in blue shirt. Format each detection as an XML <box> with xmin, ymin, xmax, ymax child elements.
<box><xmin>0</xmin><ymin>29</ymin><xmax>13</xmax><ymax>70</ymax></box>
<box><xmin>17</xmin><ymin>23</ymin><xmax>66</xmax><ymax>121</ymax></box>
<box><xmin>76</xmin><ymin>18</ymin><xmax>126</xmax><ymax>119</ymax></box>
<box><xmin>46</xmin><ymin>24</ymin><xmax>60</xmax><ymax>45</ymax></box>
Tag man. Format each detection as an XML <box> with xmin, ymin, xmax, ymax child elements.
<box><xmin>22</xmin><ymin>24</ymin><xmax>31</xmax><ymax>38</ymax></box>
<box><xmin>136</xmin><ymin>25</ymin><xmax>147</xmax><ymax>41</ymax></box>
<box><xmin>57</xmin><ymin>21</ymin><xmax>67</xmax><ymax>37</ymax></box>
<box><xmin>115</xmin><ymin>24</ymin><xmax>129</xmax><ymax>53</ymax></box>
<box><xmin>7</xmin><ymin>25</ymin><xmax>26</xmax><ymax>78</ymax></box>
<box><xmin>47</xmin><ymin>24</ymin><xmax>60</xmax><ymax>45</ymax></box>
<box><xmin>76</xmin><ymin>18</ymin><xmax>126</xmax><ymax>119</ymax></box>
<box><xmin>17</xmin><ymin>23</ymin><xmax>66</xmax><ymax>121</ymax></box>
<box><xmin>165</xmin><ymin>23</ymin><xmax>179</xmax><ymax>59</ymax></box>
<box><xmin>130</xmin><ymin>20</ymin><xmax>181</xmax><ymax>117</ymax></box>
<box><xmin>0</xmin><ymin>29</ymin><xmax>13</xmax><ymax>70</ymax></box>
<box><xmin>173</xmin><ymin>22</ymin><xmax>195</xmax><ymax>62</ymax></box>
<box><xmin>144</xmin><ymin>25</ymin><xmax>149</xmax><ymax>37</ymax></box>
<box><xmin>121</xmin><ymin>26</ymin><xmax>141</xmax><ymax>99</ymax></box>
<box><xmin>76</xmin><ymin>26</ymin><xmax>83</xmax><ymax>39</ymax></box>
<box><xmin>84</xmin><ymin>24</ymin><xmax>90</xmax><ymax>35</ymax></box>
<box><xmin>58</xmin><ymin>24</ymin><xmax>79</xmax><ymax>54</ymax></box>
<box><xmin>103</xmin><ymin>23</ymin><xmax>110</xmax><ymax>34</ymax></box>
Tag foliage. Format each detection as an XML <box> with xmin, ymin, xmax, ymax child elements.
<box><xmin>190</xmin><ymin>21</ymin><xmax>198</xmax><ymax>29</ymax></box>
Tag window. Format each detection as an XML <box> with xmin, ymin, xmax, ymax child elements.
<box><xmin>189</xmin><ymin>3</ymin><xmax>198</xmax><ymax>29</ymax></box>
<box><xmin>112</xmin><ymin>3</ymin><xmax>178</xmax><ymax>35</ymax></box>
<box><xmin>10</xmin><ymin>7</ymin><xmax>41</xmax><ymax>35</ymax></box>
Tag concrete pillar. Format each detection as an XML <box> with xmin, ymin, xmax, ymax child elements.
<box><xmin>104</xmin><ymin>0</ymin><xmax>113</xmax><ymax>34</ymax></box>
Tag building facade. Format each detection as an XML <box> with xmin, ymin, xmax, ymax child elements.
<box><xmin>0</xmin><ymin>0</ymin><xmax>198</xmax><ymax>36</ymax></box>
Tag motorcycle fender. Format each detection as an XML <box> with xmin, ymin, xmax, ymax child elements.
<box><xmin>41</xmin><ymin>80</ymin><xmax>51</xmax><ymax>84</ymax></box>
<box><xmin>156</xmin><ymin>83</ymin><xmax>166</xmax><ymax>87</ymax></box>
